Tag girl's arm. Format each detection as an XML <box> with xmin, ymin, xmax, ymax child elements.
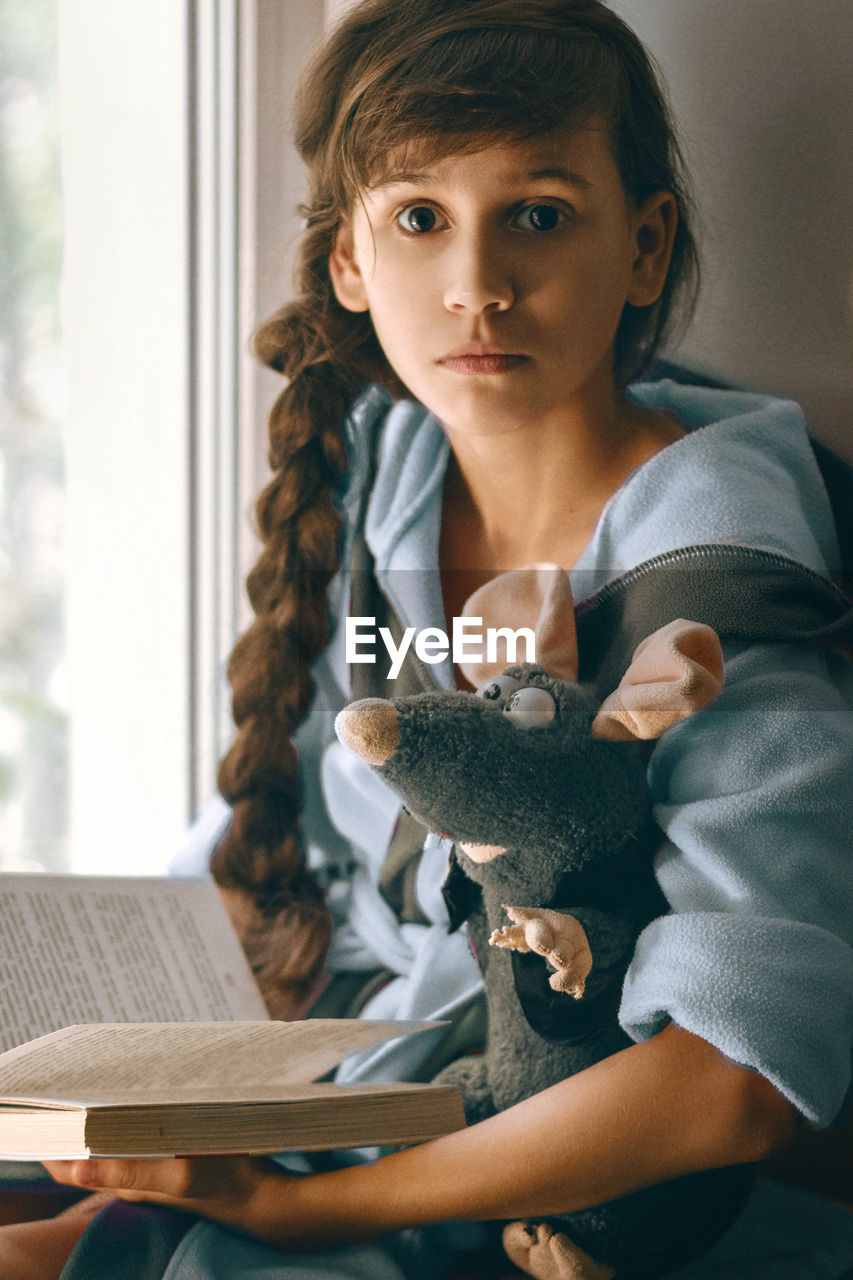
<box><xmin>45</xmin><ymin>1022</ymin><xmax>798</xmax><ymax>1253</ymax></box>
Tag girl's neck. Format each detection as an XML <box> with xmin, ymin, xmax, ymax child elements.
<box><xmin>438</xmin><ymin>394</ymin><xmax>683</xmax><ymax>621</ymax></box>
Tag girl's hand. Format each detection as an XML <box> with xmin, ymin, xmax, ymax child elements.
<box><xmin>41</xmin><ymin>1157</ymin><xmax>365</xmax><ymax>1253</ymax></box>
<box><xmin>42</xmin><ymin>1156</ymin><xmax>283</xmax><ymax>1222</ymax></box>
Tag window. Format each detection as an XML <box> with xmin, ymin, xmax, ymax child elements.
<box><xmin>1</xmin><ymin>0</ymin><xmax>325</xmax><ymax>874</ymax></box>
<box><xmin>0</xmin><ymin>0</ymin><xmax>64</xmax><ymax>871</ymax></box>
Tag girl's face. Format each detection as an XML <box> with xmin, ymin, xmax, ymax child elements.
<box><xmin>330</xmin><ymin>124</ymin><xmax>675</xmax><ymax>440</ymax></box>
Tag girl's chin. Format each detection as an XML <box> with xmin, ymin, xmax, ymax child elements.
<box><xmin>428</xmin><ymin>396</ymin><xmax>555</xmax><ymax>440</ymax></box>
<box><xmin>438</xmin><ymin>420</ymin><xmax>546</xmax><ymax>446</ymax></box>
<box><xmin>406</xmin><ymin>384</ymin><xmax>544</xmax><ymax>433</ymax></box>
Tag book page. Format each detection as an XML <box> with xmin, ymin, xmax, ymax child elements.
<box><xmin>0</xmin><ymin>876</ymin><xmax>267</xmax><ymax>1051</ymax></box>
<box><xmin>0</xmin><ymin>1081</ymin><xmax>440</xmax><ymax>1108</ymax></box>
<box><xmin>0</xmin><ymin>1020</ymin><xmax>437</xmax><ymax>1099</ymax></box>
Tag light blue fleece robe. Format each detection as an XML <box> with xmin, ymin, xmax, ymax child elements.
<box><xmin>151</xmin><ymin>379</ymin><xmax>853</xmax><ymax>1280</ymax></box>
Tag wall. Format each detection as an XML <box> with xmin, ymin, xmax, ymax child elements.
<box><xmin>611</xmin><ymin>0</ymin><xmax>853</xmax><ymax>458</ymax></box>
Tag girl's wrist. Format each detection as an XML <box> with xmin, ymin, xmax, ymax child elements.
<box><xmin>222</xmin><ymin>1160</ymin><xmax>387</xmax><ymax>1252</ymax></box>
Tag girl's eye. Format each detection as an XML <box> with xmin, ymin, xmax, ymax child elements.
<box><xmin>397</xmin><ymin>205</ymin><xmax>445</xmax><ymax>234</ymax></box>
<box><xmin>513</xmin><ymin>203</ymin><xmax>565</xmax><ymax>232</ymax></box>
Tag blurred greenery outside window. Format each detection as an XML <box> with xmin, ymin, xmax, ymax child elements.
<box><xmin>0</xmin><ymin>2</ymin><xmax>322</xmax><ymax>875</ymax></box>
<box><xmin>0</xmin><ymin>0</ymin><xmax>65</xmax><ymax>871</ymax></box>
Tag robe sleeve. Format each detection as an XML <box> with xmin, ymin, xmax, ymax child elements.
<box><xmin>619</xmin><ymin>640</ymin><xmax>853</xmax><ymax>1126</ymax></box>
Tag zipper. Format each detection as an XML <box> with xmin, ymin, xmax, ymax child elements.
<box><xmin>357</xmin><ymin>543</ymin><xmax>851</xmax><ymax>704</ymax></box>
<box><xmin>574</xmin><ymin>543</ymin><xmax>850</xmax><ymax>621</ymax></box>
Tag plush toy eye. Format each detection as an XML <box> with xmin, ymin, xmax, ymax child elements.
<box><xmin>475</xmin><ymin>674</ymin><xmax>521</xmax><ymax>708</ymax></box>
<box><xmin>502</xmin><ymin>686</ymin><xmax>556</xmax><ymax>727</ymax></box>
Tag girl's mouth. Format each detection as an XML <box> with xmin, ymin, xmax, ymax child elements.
<box><xmin>439</xmin><ymin>352</ymin><xmax>528</xmax><ymax>375</ymax></box>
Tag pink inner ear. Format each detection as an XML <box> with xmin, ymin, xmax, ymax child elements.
<box><xmin>458</xmin><ymin>564</ymin><xmax>578</xmax><ymax>686</ymax></box>
<box><xmin>591</xmin><ymin>619</ymin><xmax>725</xmax><ymax>742</ymax></box>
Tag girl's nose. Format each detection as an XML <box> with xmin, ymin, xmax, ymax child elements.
<box><xmin>443</xmin><ymin>235</ymin><xmax>515</xmax><ymax>314</ymax></box>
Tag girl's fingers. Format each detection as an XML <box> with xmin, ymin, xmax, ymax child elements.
<box><xmin>42</xmin><ymin>1160</ymin><xmax>95</xmax><ymax>1188</ymax></box>
<box><xmin>43</xmin><ymin>1156</ymin><xmax>276</xmax><ymax>1209</ymax></box>
<box><xmin>44</xmin><ymin>1158</ymin><xmax>195</xmax><ymax>1198</ymax></box>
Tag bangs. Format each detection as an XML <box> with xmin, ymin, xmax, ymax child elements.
<box><xmin>333</xmin><ymin>28</ymin><xmax>622</xmax><ymax>198</ymax></box>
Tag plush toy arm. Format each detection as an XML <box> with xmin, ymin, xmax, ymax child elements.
<box><xmin>490</xmin><ymin>906</ymin><xmax>593</xmax><ymax>999</ymax></box>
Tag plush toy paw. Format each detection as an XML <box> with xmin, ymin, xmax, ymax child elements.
<box><xmin>502</xmin><ymin>1221</ymin><xmax>615</xmax><ymax>1280</ymax></box>
<box><xmin>490</xmin><ymin>906</ymin><xmax>592</xmax><ymax>998</ymax></box>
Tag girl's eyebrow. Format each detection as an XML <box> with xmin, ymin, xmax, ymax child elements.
<box><xmin>367</xmin><ymin>165</ymin><xmax>595</xmax><ymax>193</ymax></box>
<box><xmin>527</xmin><ymin>166</ymin><xmax>595</xmax><ymax>190</ymax></box>
<box><xmin>367</xmin><ymin>171</ymin><xmax>433</xmax><ymax>191</ymax></box>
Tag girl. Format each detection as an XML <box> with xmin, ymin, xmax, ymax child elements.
<box><xmin>4</xmin><ymin>0</ymin><xmax>852</xmax><ymax>1276</ymax></box>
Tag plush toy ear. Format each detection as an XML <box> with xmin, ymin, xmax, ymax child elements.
<box><xmin>591</xmin><ymin>619</ymin><xmax>724</xmax><ymax>741</ymax></box>
<box><xmin>458</xmin><ymin>564</ymin><xmax>579</xmax><ymax>686</ymax></box>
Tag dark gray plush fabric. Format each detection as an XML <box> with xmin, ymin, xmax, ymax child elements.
<box><xmin>345</xmin><ymin>666</ymin><xmax>755</xmax><ymax>1278</ymax></box>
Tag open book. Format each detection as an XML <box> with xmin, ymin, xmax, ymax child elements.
<box><xmin>0</xmin><ymin>874</ymin><xmax>269</xmax><ymax>1048</ymax></box>
<box><xmin>0</xmin><ymin>875</ymin><xmax>464</xmax><ymax>1158</ymax></box>
<box><xmin>0</xmin><ymin>1020</ymin><xmax>465</xmax><ymax>1159</ymax></box>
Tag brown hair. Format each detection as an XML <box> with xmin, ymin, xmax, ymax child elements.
<box><xmin>213</xmin><ymin>0</ymin><xmax>700</xmax><ymax>1013</ymax></box>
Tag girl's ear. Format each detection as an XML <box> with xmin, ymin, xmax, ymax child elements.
<box><xmin>627</xmin><ymin>189</ymin><xmax>678</xmax><ymax>308</ymax></box>
<box><xmin>329</xmin><ymin>220</ymin><xmax>370</xmax><ymax>313</ymax></box>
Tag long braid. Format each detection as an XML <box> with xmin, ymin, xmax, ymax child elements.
<box><xmin>212</xmin><ymin>218</ymin><xmax>386</xmax><ymax>1015</ymax></box>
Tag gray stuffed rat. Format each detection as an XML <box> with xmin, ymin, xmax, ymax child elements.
<box><xmin>335</xmin><ymin>566</ymin><xmax>754</xmax><ymax>1280</ymax></box>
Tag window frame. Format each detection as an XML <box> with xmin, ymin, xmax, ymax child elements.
<box><xmin>61</xmin><ymin>0</ymin><xmax>324</xmax><ymax>872</ymax></box>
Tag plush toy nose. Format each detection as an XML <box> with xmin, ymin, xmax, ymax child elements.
<box><xmin>335</xmin><ymin>698</ymin><xmax>400</xmax><ymax>765</ymax></box>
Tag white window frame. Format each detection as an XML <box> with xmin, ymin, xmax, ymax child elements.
<box><xmin>61</xmin><ymin>0</ymin><xmax>324</xmax><ymax>873</ymax></box>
